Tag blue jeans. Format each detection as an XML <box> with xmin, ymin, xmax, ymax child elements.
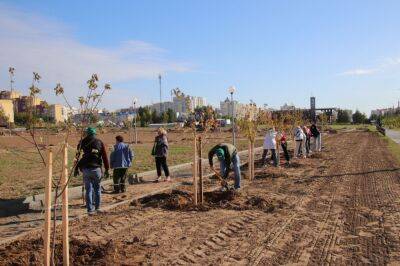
<box><xmin>220</xmin><ymin>154</ymin><xmax>241</xmax><ymax>189</ymax></box>
<box><xmin>82</xmin><ymin>168</ymin><xmax>102</xmax><ymax>212</ymax></box>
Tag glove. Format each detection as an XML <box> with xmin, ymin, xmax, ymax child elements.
<box><xmin>104</xmin><ymin>169</ymin><xmax>110</xmax><ymax>178</ymax></box>
<box><xmin>73</xmin><ymin>167</ymin><xmax>79</xmax><ymax>177</ymax></box>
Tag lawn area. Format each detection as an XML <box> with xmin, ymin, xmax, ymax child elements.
<box><xmin>381</xmin><ymin>134</ymin><xmax>400</xmax><ymax>164</ymax></box>
<box><xmin>329</xmin><ymin>124</ymin><xmax>376</xmax><ymax>131</ymax></box>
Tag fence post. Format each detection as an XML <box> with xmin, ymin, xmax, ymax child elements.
<box><xmin>198</xmin><ymin>136</ymin><xmax>203</xmax><ymax>204</ymax></box>
<box><xmin>43</xmin><ymin>147</ymin><xmax>53</xmax><ymax>266</ymax></box>
<box><xmin>61</xmin><ymin>144</ymin><xmax>69</xmax><ymax>266</ymax></box>
<box><xmin>193</xmin><ymin>135</ymin><xmax>198</xmax><ymax>205</ymax></box>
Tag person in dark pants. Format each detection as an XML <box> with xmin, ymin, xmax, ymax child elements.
<box><xmin>110</xmin><ymin>135</ymin><xmax>133</xmax><ymax>193</ymax></box>
<box><xmin>310</xmin><ymin>124</ymin><xmax>321</xmax><ymax>152</ymax></box>
<box><xmin>303</xmin><ymin>126</ymin><xmax>312</xmax><ymax>156</ymax></box>
<box><xmin>153</xmin><ymin>128</ymin><xmax>170</xmax><ymax>182</ymax></box>
<box><xmin>262</xmin><ymin>127</ymin><xmax>278</xmax><ymax>167</ymax></box>
<box><xmin>279</xmin><ymin>131</ymin><xmax>290</xmax><ymax>165</ymax></box>
<box><xmin>208</xmin><ymin>143</ymin><xmax>241</xmax><ymax>190</ymax></box>
<box><xmin>75</xmin><ymin>127</ymin><xmax>109</xmax><ymax>214</ymax></box>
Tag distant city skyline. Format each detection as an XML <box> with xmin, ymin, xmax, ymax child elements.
<box><xmin>1</xmin><ymin>1</ymin><xmax>400</xmax><ymax>114</ymax></box>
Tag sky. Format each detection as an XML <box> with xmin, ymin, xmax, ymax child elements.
<box><xmin>1</xmin><ymin>0</ymin><xmax>400</xmax><ymax>114</ymax></box>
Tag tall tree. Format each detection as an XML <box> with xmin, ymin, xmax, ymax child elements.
<box><xmin>337</xmin><ymin>109</ymin><xmax>351</xmax><ymax>123</ymax></box>
<box><xmin>166</xmin><ymin>108</ymin><xmax>176</xmax><ymax>123</ymax></box>
<box><xmin>352</xmin><ymin>110</ymin><xmax>367</xmax><ymax>124</ymax></box>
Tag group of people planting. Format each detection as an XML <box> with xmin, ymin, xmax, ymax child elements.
<box><xmin>74</xmin><ymin>124</ymin><xmax>322</xmax><ymax>214</ymax></box>
<box><xmin>262</xmin><ymin>124</ymin><xmax>322</xmax><ymax>167</ymax></box>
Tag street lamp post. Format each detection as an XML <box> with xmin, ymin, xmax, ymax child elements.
<box><xmin>133</xmin><ymin>97</ymin><xmax>138</xmax><ymax>144</ymax></box>
<box><xmin>228</xmin><ymin>86</ymin><xmax>236</xmax><ymax>146</ymax></box>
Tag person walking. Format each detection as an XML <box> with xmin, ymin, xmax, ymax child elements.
<box><xmin>294</xmin><ymin>126</ymin><xmax>306</xmax><ymax>158</ymax></box>
<box><xmin>279</xmin><ymin>130</ymin><xmax>291</xmax><ymax>165</ymax></box>
<box><xmin>75</xmin><ymin>127</ymin><xmax>109</xmax><ymax>214</ymax></box>
<box><xmin>110</xmin><ymin>135</ymin><xmax>133</xmax><ymax>193</ymax></box>
<box><xmin>262</xmin><ymin>127</ymin><xmax>278</xmax><ymax>167</ymax></box>
<box><xmin>208</xmin><ymin>142</ymin><xmax>241</xmax><ymax>190</ymax></box>
<box><xmin>310</xmin><ymin>124</ymin><xmax>321</xmax><ymax>152</ymax></box>
<box><xmin>153</xmin><ymin>127</ymin><xmax>171</xmax><ymax>182</ymax></box>
<box><xmin>303</xmin><ymin>126</ymin><xmax>312</xmax><ymax>156</ymax></box>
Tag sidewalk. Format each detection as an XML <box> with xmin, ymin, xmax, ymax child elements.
<box><xmin>385</xmin><ymin>128</ymin><xmax>400</xmax><ymax>144</ymax></box>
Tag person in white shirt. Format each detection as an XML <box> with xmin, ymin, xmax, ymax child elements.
<box><xmin>262</xmin><ymin>127</ymin><xmax>278</xmax><ymax>167</ymax></box>
<box><xmin>294</xmin><ymin>126</ymin><xmax>306</xmax><ymax>158</ymax></box>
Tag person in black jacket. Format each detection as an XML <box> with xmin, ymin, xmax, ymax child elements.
<box><xmin>310</xmin><ymin>124</ymin><xmax>322</xmax><ymax>152</ymax></box>
<box><xmin>75</xmin><ymin>127</ymin><xmax>110</xmax><ymax>214</ymax></box>
<box><xmin>153</xmin><ymin>128</ymin><xmax>170</xmax><ymax>182</ymax></box>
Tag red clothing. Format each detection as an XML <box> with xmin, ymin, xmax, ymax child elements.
<box><xmin>280</xmin><ymin>133</ymin><xmax>287</xmax><ymax>144</ymax></box>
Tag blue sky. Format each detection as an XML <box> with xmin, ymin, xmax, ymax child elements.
<box><xmin>1</xmin><ymin>0</ymin><xmax>400</xmax><ymax>114</ymax></box>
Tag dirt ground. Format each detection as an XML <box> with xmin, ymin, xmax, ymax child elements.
<box><xmin>1</xmin><ymin>130</ymin><xmax>400</xmax><ymax>265</ymax></box>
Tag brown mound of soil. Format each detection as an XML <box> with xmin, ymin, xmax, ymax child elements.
<box><xmin>255</xmin><ymin>172</ymin><xmax>289</xmax><ymax>179</ymax></box>
<box><xmin>204</xmin><ymin>190</ymin><xmax>236</xmax><ymax>204</ymax></box>
<box><xmin>135</xmin><ymin>189</ymin><xmax>285</xmax><ymax>213</ymax></box>
<box><xmin>309</xmin><ymin>152</ymin><xmax>323</xmax><ymax>159</ymax></box>
<box><xmin>286</xmin><ymin>162</ymin><xmax>302</xmax><ymax>168</ymax></box>
<box><xmin>136</xmin><ymin>190</ymin><xmax>194</xmax><ymax>210</ymax></box>
<box><xmin>245</xmin><ymin>196</ymin><xmax>285</xmax><ymax>213</ymax></box>
<box><xmin>0</xmin><ymin>238</ymin><xmax>114</xmax><ymax>266</ymax></box>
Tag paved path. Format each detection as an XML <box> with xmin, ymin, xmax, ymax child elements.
<box><xmin>386</xmin><ymin>128</ymin><xmax>400</xmax><ymax>144</ymax></box>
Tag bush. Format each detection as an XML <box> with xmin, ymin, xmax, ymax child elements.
<box><xmin>382</xmin><ymin>116</ymin><xmax>400</xmax><ymax>129</ymax></box>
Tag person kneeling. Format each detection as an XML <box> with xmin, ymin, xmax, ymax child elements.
<box><xmin>110</xmin><ymin>135</ymin><xmax>133</xmax><ymax>193</ymax></box>
<box><xmin>208</xmin><ymin>143</ymin><xmax>241</xmax><ymax>190</ymax></box>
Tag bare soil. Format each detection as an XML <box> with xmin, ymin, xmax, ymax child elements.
<box><xmin>1</xmin><ymin>130</ymin><xmax>400</xmax><ymax>265</ymax></box>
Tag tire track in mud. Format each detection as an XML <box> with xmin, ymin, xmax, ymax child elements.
<box><xmin>246</xmin><ymin>131</ymin><xmax>400</xmax><ymax>265</ymax></box>
<box><xmin>171</xmin><ymin>210</ymin><xmax>262</xmax><ymax>265</ymax></box>
<box><xmin>248</xmin><ymin>132</ymin><xmax>367</xmax><ymax>265</ymax></box>
<box><xmin>337</xmin><ymin>132</ymin><xmax>400</xmax><ymax>265</ymax></box>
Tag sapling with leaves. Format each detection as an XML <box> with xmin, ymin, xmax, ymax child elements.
<box><xmin>50</xmin><ymin>73</ymin><xmax>111</xmax><ymax>264</ymax></box>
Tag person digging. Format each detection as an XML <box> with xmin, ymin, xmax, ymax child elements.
<box><xmin>208</xmin><ymin>143</ymin><xmax>241</xmax><ymax>191</ymax></box>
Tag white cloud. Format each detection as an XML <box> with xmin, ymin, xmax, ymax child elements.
<box><xmin>339</xmin><ymin>56</ymin><xmax>400</xmax><ymax>77</ymax></box>
<box><xmin>0</xmin><ymin>3</ymin><xmax>192</xmax><ymax>108</ymax></box>
<box><xmin>338</xmin><ymin>68</ymin><xmax>377</xmax><ymax>76</ymax></box>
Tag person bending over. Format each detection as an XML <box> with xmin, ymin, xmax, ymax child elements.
<box><xmin>208</xmin><ymin>143</ymin><xmax>241</xmax><ymax>190</ymax></box>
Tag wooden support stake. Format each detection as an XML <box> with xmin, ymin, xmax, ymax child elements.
<box><xmin>248</xmin><ymin>141</ymin><xmax>252</xmax><ymax>180</ymax></box>
<box><xmin>61</xmin><ymin>144</ymin><xmax>69</xmax><ymax>266</ymax></box>
<box><xmin>193</xmin><ymin>135</ymin><xmax>198</xmax><ymax>205</ymax></box>
<box><xmin>198</xmin><ymin>136</ymin><xmax>203</xmax><ymax>204</ymax></box>
<box><xmin>276</xmin><ymin>135</ymin><xmax>281</xmax><ymax>167</ymax></box>
<box><xmin>252</xmin><ymin>141</ymin><xmax>255</xmax><ymax>180</ymax></box>
<box><xmin>43</xmin><ymin>147</ymin><xmax>53</xmax><ymax>266</ymax></box>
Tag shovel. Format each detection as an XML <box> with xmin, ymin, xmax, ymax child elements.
<box><xmin>211</xmin><ymin>168</ymin><xmax>229</xmax><ymax>189</ymax></box>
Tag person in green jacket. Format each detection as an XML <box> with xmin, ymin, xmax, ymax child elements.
<box><xmin>208</xmin><ymin>143</ymin><xmax>241</xmax><ymax>189</ymax></box>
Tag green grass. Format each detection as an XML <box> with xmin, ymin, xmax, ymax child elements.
<box><xmin>329</xmin><ymin>124</ymin><xmax>376</xmax><ymax>131</ymax></box>
<box><xmin>381</xmin><ymin>135</ymin><xmax>400</xmax><ymax>164</ymax></box>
